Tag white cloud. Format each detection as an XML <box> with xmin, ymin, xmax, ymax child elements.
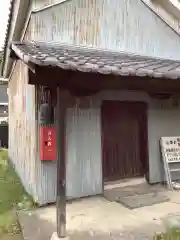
<box><xmin>0</xmin><ymin>0</ymin><xmax>11</xmax><ymax>50</ymax></box>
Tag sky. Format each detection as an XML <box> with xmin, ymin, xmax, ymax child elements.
<box><xmin>0</xmin><ymin>0</ymin><xmax>10</xmax><ymax>50</ymax></box>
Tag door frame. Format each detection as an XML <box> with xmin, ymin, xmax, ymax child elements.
<box><xmin>101</xmin><ymin>100</ymin><xmax>149</xmax><ymax>188</ymax></box>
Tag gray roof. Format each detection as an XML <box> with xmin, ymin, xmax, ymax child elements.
<box><xmin>1</xmin><ymin>0</ymin><xmax>14</xmax><ymax>75</ymax></box>
<box><xmin>2</xmin><ymin>0</ymin><xmax>13</xmax><ymax>52</ymax></box>
<box><xmin>11</xmin><ymin>41</ymin><xmax>180</xmax><ymax>79</ymax></box>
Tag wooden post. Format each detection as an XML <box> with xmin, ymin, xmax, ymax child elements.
<box><xmin>55</xmin><ymin>87</ymin><xmax>67</xmax><ymax>238</ymax></box>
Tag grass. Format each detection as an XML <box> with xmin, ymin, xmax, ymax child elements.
<box><xmin>3</xmin><ymin>148</ymin><xmax>180</xmax><ymax>240</ymax></box>
<box><xmin>154</xmin><ymin>229</ymin><xmax>180</xmax><ymax>239</ymax></box>
<box><xmin>0</xmin><ymin>149</ymin><xmax>34</xmax><ymax>239</ymax></box>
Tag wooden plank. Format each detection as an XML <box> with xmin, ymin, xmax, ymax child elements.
<box><xmin>55</xmin><ymin>87</ymin><xmax>67</xmax><ymax>237</ymax></box>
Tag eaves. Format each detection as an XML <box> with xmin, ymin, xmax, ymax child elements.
<box><xmin>2</xmin><ymin>0</ymin><xmax>31</xmax><ymax>78</ymax></box>
<box><xmin>3</xmin><ymin>0</ymin><xmax>180</xmax><ymax>79</ymax></box>
<box><xmin>141</xmin><ymin>0</ymin><xmax>180</xmax><ymax>35</ymax></box>
<box><xmin>2</xmin><ymin>0</ymin><xmax>68</xmax><ymax>79</ymax></box>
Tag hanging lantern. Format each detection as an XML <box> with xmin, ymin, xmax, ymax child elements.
<box><xmin>39</xmin><ymin>87</ymin><xmax>56</xmax><ymax>161</ymax></box>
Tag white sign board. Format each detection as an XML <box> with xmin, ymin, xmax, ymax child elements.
<box><xmin>160</xmin><ymin>137</ymin><xmax>180</xmax><ymax>163</ymax></box>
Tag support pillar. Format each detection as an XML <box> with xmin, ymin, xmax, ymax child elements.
<box><xmin>51</xmin><ymin>87</ymin><xmax>68</xmax><ymax>240</ymax></box>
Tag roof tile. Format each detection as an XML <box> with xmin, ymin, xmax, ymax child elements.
<box><xmin>10</xmin><ymin>41</ymin><xmax>180</xmax><ymax>79</ymax></box>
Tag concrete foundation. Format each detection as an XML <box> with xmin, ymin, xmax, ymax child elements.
<box><xmin>51</xmin><ymin>232</ymin><xmax>69</xmax><ymax>240</ymax></box>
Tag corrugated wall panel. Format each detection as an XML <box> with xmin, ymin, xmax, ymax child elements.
<box><xmin>33</xmin><ymin>100</ymin><xmax>102</xmax><ymax>204</ymax></box>
<box><xmin>8</xmin><ymin>61</ymin><xmax>37</xmax><ymax>198</ymax></box>
<box><xmin>30</xmin><ymin>86</ymin><xmax>57</xmax><ymax>204</ymax></box>
<box><xmin>99</xmin><ymin>0</ymin><xmax>180</xmax><ymax>59</ymax></box>
<box><xmin>30</xmin><ymin>0</ymin><xmax>101</xmax><ymax>46</ymax></box>
<box><xmin>30</xmin><ymin>0</ymin><xmax>180</xmax><ymax>60</ymax></box>
<box><xmin>10</xmin><ymin>0</ymin><xmax>180</xmax><ymax>204</ymax></box>
<box><xmin>32</xmin><ymin>0</ymin><xmax>67</xmax><ymax>10</ymax></box>
<box><xmin>35</xmin><ymin>161</ymin><xmax>57</xmax><ymax>204</ymax></box>
<box><xmin>66</xmin><ymin>105</ymin><xmax>102</xmax><ymax>198</ymax></box>
<box><xmin>25</xmin><ymin>0</ymin><xmax>104</xmax><ymax>204</ymax></box>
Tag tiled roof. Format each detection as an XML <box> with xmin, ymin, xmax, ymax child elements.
<box><xmin>11</xmin><ymin>41</ymin><xmax>180</xmax><ymax>79</ymax></box>
<box><xmin>2</xmin><ymin>0</ymin><xmax>13</xmax><ymax>51</ymax></box>
<box><xmin>1</xmin><ymin>0</ymin><xmax>14</xmax><ymax>75</ymax></box>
